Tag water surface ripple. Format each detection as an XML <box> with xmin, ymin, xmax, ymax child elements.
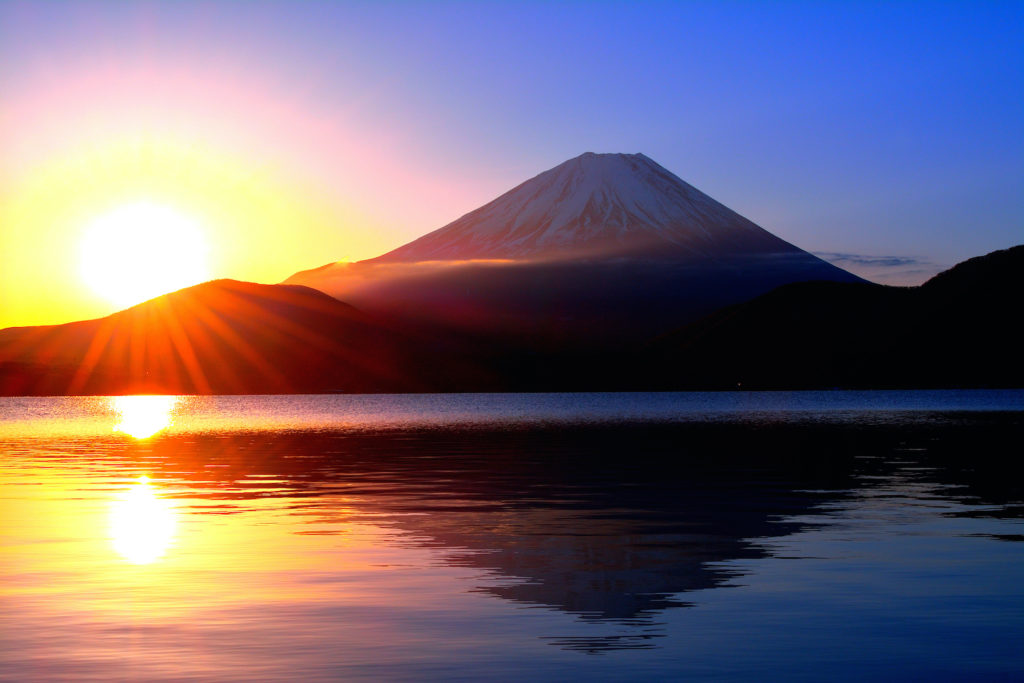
<box><xmin>1</xmin><ymin>391</ymin><xmax>1022</xmax><ymax>681</ymax></box>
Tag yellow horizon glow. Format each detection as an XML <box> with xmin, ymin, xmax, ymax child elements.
<box><xmin>0</xmin><ymin>136</ymin><xmax>391</xmax><ymax>330</ymax></box>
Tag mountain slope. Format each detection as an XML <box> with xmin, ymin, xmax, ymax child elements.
<box><xmin>0</xmin><ymin>280</ymin><xmax>479</xmax><ymax>395</ymax></box>
<box><xmin>648</xmin><ymin>245</ymin><xmax>1024</xmax><ymax>388</ymax></box>
<box><xmin>375</xmin><ymin>152</ymin><xmax>813</xmax><ymax>263</ymax></box>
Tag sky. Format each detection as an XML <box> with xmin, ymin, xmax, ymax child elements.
<box><xmin>1</xmin><ymin>1</ymin><xmax>1021</xmax><ymax>328</ymax></box>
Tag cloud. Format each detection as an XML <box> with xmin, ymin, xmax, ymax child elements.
<box><xmin>814</xmin><ymin>252</ymin><xmax>947</xmax><ymax>286</ymax></box>
<box><xmin>815</xmin><ymin>253</ymin><xmax>919</xmax><ymax>267</ymax></box>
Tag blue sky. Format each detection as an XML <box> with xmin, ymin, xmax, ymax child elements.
<box><xmin>2</xmin><ymin>0</ymin><xmax>1021</xmax><ymax>286</ymax></box>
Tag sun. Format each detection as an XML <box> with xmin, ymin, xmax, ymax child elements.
<box><xmin>80</xmin><ymin>201</ymin><xmax>210</xmax><ymax>308</ymax></box>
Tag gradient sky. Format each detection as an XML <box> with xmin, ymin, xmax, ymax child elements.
<box><xmin>1</xmin><ymin>1</ymin><xmax>1021</xmax><ymax>327</ymax></box>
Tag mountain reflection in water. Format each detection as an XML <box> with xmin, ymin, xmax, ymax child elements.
<box><xmin>153</xmin><ymin>427</ymin><xmax>848</xmax><ymax>651</ymax></box>
<box><xmin>1</xmin><ymin>395</ymin><xmax>1022</xmax><ymax>679</ymax></box>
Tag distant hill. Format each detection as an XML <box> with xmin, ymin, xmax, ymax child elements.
<box><xmin>286</xmin><ymin>152</ymin><xmax>861</xmax><ymax>346</ymax></box>
<box><xmin>0</xmin><ymin>280</ymin><xmax>481</xmax><ymax>395</ymax></box>
<box><xmin>647</xmin><ymin>245</ymin><xmax>1024</xmax><ymax>389</ymax></box>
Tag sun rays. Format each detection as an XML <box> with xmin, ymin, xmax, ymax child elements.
<box><xmin>0</xmin><ymin>277</ymin><xmax>394</xmax><ymax>397</ymax></box>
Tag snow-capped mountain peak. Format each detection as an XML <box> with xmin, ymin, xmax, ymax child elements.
<box><xmin>373</xmin><ymin>152</ymin><xmax>801</xmax><ymax>262</ymax></box>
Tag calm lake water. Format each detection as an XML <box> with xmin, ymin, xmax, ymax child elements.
<box><xmin>1</xmin><ymin>391</ymin><xmax>1022</xmax><ymax>681</ymax></box>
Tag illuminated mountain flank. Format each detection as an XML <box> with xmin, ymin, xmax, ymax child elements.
<box><xmin>372</xmin><ymin>152</ymin><xmax>830</xmax><ymax>264</ymax></box>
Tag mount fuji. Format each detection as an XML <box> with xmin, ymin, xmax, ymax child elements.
<box><xmin>286</xmin><ymin>153</ymin><xmax>862</xmax><ymax>348</ymax></box>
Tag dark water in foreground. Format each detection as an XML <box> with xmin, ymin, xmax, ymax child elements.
<box><xmin>1</xmin><ymin>391</ymin><xmax>1022</xmax><ymax>681</ymax></box>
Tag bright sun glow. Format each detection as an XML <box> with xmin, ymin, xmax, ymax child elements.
<box><xmin>80</xmin><ymin>201</ymin><xmax>210</xmax><ymax>308</ymax></box>
<box><xmin>112</xmin><ymin>395</ymin><xmax>179</xmax><ymax>439</ymax></box>
<box><xmin>110</xmin><ymin>475</ymin><xmax>177</xmax><ymax>565</ymax></box>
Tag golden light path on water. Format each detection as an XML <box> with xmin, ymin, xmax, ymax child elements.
<box><xmin>109</xmin><ymin>475</ymin><xmax>177</xmax><ymax>564</ymax></box>
<box><xmin>108</xmin><ymin>396</ymin><xmax>181</xmax><ymax>563</ymax></box>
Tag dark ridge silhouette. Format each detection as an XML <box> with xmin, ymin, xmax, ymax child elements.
<box><xmin>648</xmin><ymin>245</ymin><xmax>1024</xmax><ymax>389</ymax></box>
<box><xmin>918</xmin><ymin>244</ymin><xmax>1023</xmax><ymax>295</ymax></box>
<box><xmin>0</xmin><ymin>279</ymin><xmax>484</xmax><ymax>396</ymax></box>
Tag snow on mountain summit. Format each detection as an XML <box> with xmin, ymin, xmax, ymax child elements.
<box><xmin>374</xmin><ymin>152</ymin><xmax>806</xmax><ymax>262</ymax></box>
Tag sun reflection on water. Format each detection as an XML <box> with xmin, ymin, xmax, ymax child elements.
<box><xmin>111</xmin><ymin>395</ymin><xmax>179</xmax><ymax>438</ymax></box>
<box><xmin>109</xmin><ymin>475</ymin><xmax>177</xmax><ymax>564</ymax></box>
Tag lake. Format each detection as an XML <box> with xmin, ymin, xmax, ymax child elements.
<box><xmin>1</xmin><ymin>391</ymin><xmax>1022</xmax><ymax>681</ymax></box>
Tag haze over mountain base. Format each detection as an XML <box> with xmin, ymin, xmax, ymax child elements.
<box><xmin>285</xmin><ymin>254</ymin><xmax>857</xmax><ymax>348</ymax></box>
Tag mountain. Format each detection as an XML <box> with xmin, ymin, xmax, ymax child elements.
<box><xmin>287</xmin><ymin>153</ymin><xmax>861</xmax><ymax>345</ymax></box>
<box><xmin>0</xmin><ymin>280</ymin><xmax>482</xmax><ymax>396</ymax></box>
<box><xmin>646</xmin><ymin>245</ymin><xmax>1024</xmax><ymax>389</ymax></box>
